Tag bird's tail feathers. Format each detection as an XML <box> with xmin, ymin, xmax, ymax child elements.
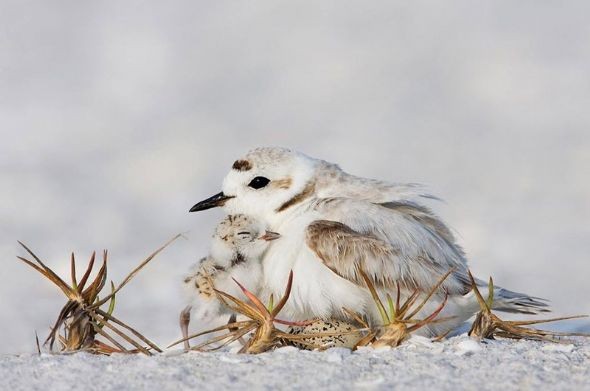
<box><xmin>489</xmin><ymin>285</ymin><xmax>550</xmax><ymax>315</ymax></box>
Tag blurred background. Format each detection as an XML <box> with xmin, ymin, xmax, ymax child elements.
<box><xmin>1</xmin><ymin>1</ymin><xmax>589</xmax><ymax>354</ymax></box>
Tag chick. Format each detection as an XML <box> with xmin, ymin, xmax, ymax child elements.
<box><xmin>180</xmin><ymin>214</ymin><xmax>279</xmax><ymax>349</ymax></box>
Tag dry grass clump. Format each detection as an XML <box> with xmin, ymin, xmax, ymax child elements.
<box><xmin>169</xmin><ymin>271</ymin><xmax>363</xmax><ymax>353</ymax></box>
<box><xmin>17</xmin><ymin>235</ymin><xmax>180</xmax><ymax>355</ymax></box>
<box><xmin>171</xmin><ymin>269</ymin><xmax>453</xmax><ymax>353</ymax></box>
<box><xmin>23</xmin><ymin>230</ymin><xmax>586</xmax><ymax>357</ymax></box>
<box><xmin>347</xmin><ymin>269</ymin><xmax>453</xmax><ymax>348</ymax></box>
<box><xmin>467</xmin><ymin>271</ymin><xmax>588</xmax><ymax>342</ymax></box>
<box><xmin>177</xmin><ymin>266</ymin><xmax>589</xmax><ymax>354</ymax></box>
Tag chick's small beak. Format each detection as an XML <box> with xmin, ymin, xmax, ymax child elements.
<box><xmin>189</xmin><ymin>192</ymin><xmax>234</xmax><ymax>212</ymax></box>
<box><xmin>258</xmin><ymin>231</ymin><xmax>281</xmax><ymax>241</ymax></box>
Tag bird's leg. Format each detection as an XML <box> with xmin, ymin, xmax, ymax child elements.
<box><xmin>467</xmin><ymin>271</ymin><xmax>588</xmax><ymax>342</ymax></box>
<box><xmin>168</xmin><ymin>276</ymin><xmax>266</xmax><ymax>351</ymax></box>
<box><xmin>227</xmin><ymin>313</ymin><xmax>247</xmax><ymax>346</ymax></box>
<box><xmin>179</xmin><ymin>305</ymin><xmax>192</xmax><ymax>350</ymax></box>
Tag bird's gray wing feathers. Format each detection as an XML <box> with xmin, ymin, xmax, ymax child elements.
<box><xmin>305</xmin><ymin>219</ymin><xmax>403</xmax><ymax>288</ymax></box>
<box><xmin>305</xmin><ymin>200</ymin><xmax>471</xmax><ymax>296</ymax></box>
<box><xmin>313</xmin><ymin>160</ymin><xmax>440</xmax><ymax>203</ymax></box>
<box><xmin>308</xmin><ymin>198</ymin><xmax>549</xmax><ymax>313</ymax></box>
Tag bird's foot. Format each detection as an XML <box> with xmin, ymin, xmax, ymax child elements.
<box><xmin>179</xmin><ymin>305</ymin><xmax>192</xmax><ymax>350</ymax></box>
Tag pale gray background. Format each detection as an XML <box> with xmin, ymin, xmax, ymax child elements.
<box><xmin>1</xmin><ymin>1</ymin><xmax>589</xmax><ymax>354</ymax></box>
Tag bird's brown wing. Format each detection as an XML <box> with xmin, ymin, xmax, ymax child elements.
<box><xmin>305</xmin><ymin>218</ymin><xmax>470</xmax><ymax>295</ymax></box>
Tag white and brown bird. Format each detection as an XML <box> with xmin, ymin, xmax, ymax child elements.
<box><xmin>189</xmin><ymin>147</ymin><xmax>547</xmax><ymax>336</ymax></box>
<box><xmin>180</xmin><ymin>214</ymin><xmax>280</xmax><ymax>348</ymax></box>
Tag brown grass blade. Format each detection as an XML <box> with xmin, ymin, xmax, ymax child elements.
<box><xmin>17</xmin><ymin>256</ymin><xmax>75</xmax><ymax>300</ymax></box>
<box><xmin>354</xmin><ymin>331</ymin><xmax>377</xmax><ymax>349</ymax></box>
<box><xmin>45</xmin><ymin>300</ymin><xmax>78</xmax><ymax>348</ymax></box>
<box><xmin>89</xmin><ymin>312</ymin><xmax>151</xmax><ymax>355</ymax></box>
<box><xmin>18</xmin><ymin>241</ymin><xmax>74</xmax><ymax>297</ymax></box>
<box><xmin>520</xmin><ymin>329</ymin><xmax>590</xmax><ymax>337</ymax></box>
<box><xmin>57</xmin><ymin>334</ymin><xmax>67</xmax><ymax>350</ymax></box>
<box><xmin>95</xmin><ymin>309</ymin><xmax>161</xmax><ymax>353</ymax></box>
<box><xmin>193</xmin><ymin>325</ymin><xmax>255</xmax><ymax>352</ymax></box>
<box><xmin>231</xmin><ymin>277</ymin><xmax>269</xmax><ymax>316</ymax></box>
<box><xmin>35</xmin><ymin>331</ymin><xmax>41</xmax><ymax>355</ymax></box>
<box><xmin>342</xmin><ymin>307</ymin><xmax>369</xmax><ymax>328</ymax></box>
<box><xmin>92</xmin><ymin>340</ymin><xmax>124</xmax><ymax>355</ymax></box>
<box><xmin>77</xmin><ymin>252</ymin><xmax>96</xmax><ymax>292</ymax></box>
<box><xmin>397</xmin><ymin>290</ymin><xmax>420</xmax><ymax>317</ymax></box>
<box><xmin>274</xmin><ymin>318</ymin><xmax>315</xmax><ymax>326</ymax></box>
<box><xmin>386</xmin><ymin>293</ymin><xmax>396</xmax><ymax>318</ymax></box>
<box><xmin>358</xmin><ymin>268</ymin><xmax>389</xmax><ymax>324</ymax></box>
<box><xmin>82</xmin><ymin>254</ymin><xmax>107</xmax><ymax>303</ymax></box>
<box><xmin>486</xmin><ymin>276</ymin><xmax>494</xmax><ymax>308</ymax></box>
<box><xmin>400</xmin><ymin>316</ymin><xmax>456</xmax><ymax>325</ymax></box>
<box><xmin>167</xmin><ymin>321</ymin><xmax>254</xmax><ymax>348</ymax></box>
<box><xmin>271</xmin><ymin>270</ymin><xmax>294</xmax><ymax>317</ymax></box>
<box><xmin>70</xmin><ymin>253</ymin><xmax>78</xmax><ymax>293</ymax></box>
<box><xmin>495</xmin><ymin>332</ymin><xmax>557</xmax><ymax>342</ymax></box>
<box><xmin>405</xmin><ymin>268</ymin><xmax>453</xmax><ymax>320</ymax></box>
<box><xmin>193</xmin><ymin>322</ymin><xmax>256</xmax><ymax>351</ymax></box>
<box><xmin>468</xmin><ymin>270</ymin><xmax>489</xmax><ymax>312</ymax></box>
<box><xmin>507</xmin><ymin>315</ymin><xmax>588</xmax><ymax>326</ymax></box>
<box><xmin>214</xmin><ymin>288</ymin><xmax>262</xmax><ymax>320</ymax></box>
<box><xmin>90</xmin><ymin>320</ymin><xmax>130</xmax><ymax>353</ymax></box>
<box><xmin>92</xmin><ymin>234</ymin><xmax>181</xmax><ymax>308</ymax></box>
<box><xmin>432</xmin><ymin>329</ymin><xmax>452</xmax><ymax>342</ymax></box>
<box><xmin>407</xmin><ymin>293</ymin><xmax>448</xmax><ymax>332</ymax></box>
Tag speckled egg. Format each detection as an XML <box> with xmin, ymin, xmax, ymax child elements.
<box><xmin>286</xmin><ymin>319</ymin><xmax>362</xmax><ymax>350</ymax></box>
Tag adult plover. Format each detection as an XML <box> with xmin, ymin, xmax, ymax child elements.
<box><xmin>189</xmin><ymin>147</ymin><xmax>546</xmax><ymax>336</ymax></box>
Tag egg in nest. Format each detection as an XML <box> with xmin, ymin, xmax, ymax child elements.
<box><xmin>286</xmin><ymin>319</ymin><xmax>362</xmax><ymax>350</ymax></box>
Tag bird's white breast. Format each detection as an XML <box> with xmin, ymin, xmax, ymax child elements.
<box><xmin>262</xmin><ymin>207</ymin><xmax>370</xmax><ymax>320</ymax></box>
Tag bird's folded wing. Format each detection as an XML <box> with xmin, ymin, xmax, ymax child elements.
<box><xmin>306</xmin><ymin>198</ymin><xmax>472</xmax><ymax>295</ymax></box>
<box><xmin>305</xmin><ymin>220</ymin><xmax>400</xmax><ymax>287</ymax></box>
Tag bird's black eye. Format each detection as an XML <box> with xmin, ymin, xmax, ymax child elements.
<box><xmin>248</xmin><ymin>176</ymin><xmax>270</xmax><ymax>189</ymax></box>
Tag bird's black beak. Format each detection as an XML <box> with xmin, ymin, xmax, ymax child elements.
<box><xmin>189</xmin><ymin>192</ymin><xmax>234</xmax><ymax>212</ymax></box>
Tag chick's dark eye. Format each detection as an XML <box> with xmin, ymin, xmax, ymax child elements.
<box><xmin>248</xmin><ymin>176</ymin><xmax>270</xmax><ymax>189</ymax></box>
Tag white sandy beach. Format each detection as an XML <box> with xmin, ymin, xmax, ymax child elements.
<box><xmin>2</xmin><ymin>336</ymin><xmax>589</xmax><ymax>391</ymax></box>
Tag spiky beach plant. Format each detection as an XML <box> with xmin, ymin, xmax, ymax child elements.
<box><xmin>17</xmin><ymin>235</ymin><xmax>180</xmax><ymax>355</ymax></box>
<box><xmin>350</xmin><ymin>268</ymin><xmax>453</xmax><ymax>348</ymax></box>
<box><xmin>169</xmin><ymin>271</ymin><xmax>363</xmax><ymax>353</ymax></box>
<box><xmin>467</xmin><ymin>271</ymin><xmax>587</xmax><ymax>342</ymax></box>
